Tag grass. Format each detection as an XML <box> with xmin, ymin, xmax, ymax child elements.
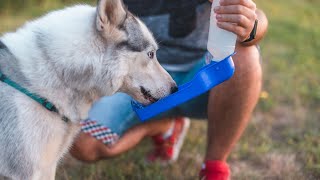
<box><xmin>1</xmin><ymin>0</ymin><xmax>320</xmax><ymax>179</ymax></box>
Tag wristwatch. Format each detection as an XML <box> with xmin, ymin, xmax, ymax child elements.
<box><xmin>243</xmin><ymin>19</ymin><xmax>258</xmax><ymax>43</ymax></box>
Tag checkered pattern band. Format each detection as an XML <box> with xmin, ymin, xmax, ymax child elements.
<box><xmin>80</xmin><ymin>120</ymin><xmax>119</xmax><ymax>145</ymax></box>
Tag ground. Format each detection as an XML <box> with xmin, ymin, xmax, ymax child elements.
<box><xmin>0</xmin><ymin>0</ymin><xmax>319</xmax><ymax>179</ymax></box>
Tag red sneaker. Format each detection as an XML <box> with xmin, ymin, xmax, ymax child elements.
<box><xmin>199</xmin><ymin>160</ymin><xmax>230</xmax><ymax>180</ymax></box>
<box><xmin>147</xmin><ymin>117</ymin><xmax>190</xmax><ymax>164</ymax></box>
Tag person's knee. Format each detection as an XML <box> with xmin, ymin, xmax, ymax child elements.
<box><xmin>208</xmin><ymin>45</ymin><xmax>262</xmax><ymax>109</ymax></box>
<box><xmin>210</xmin><ymin>44</ymin><xmax>262</xmax><ymax>97</ymax></box>
<box><xmin>233</xmin><ymin>45</ymin><xmax>262</xmax><ymax>81</ymax></box>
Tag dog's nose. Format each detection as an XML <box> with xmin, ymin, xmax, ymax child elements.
<box><xmin>170</xmin><ymin>85</ymin><xmax>178</xmax><ymax>94</ymax></box>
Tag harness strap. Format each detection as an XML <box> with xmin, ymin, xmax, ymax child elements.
<box><xmin>0</xmin><ymin>41</ymin><xmax>69</xmax><ymax>123</ymax></box>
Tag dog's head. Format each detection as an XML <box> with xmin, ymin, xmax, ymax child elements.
<box><xmin>96</xmin><ymin>0</ymin><xmax>177</xmax><ymax>105</ymax></box>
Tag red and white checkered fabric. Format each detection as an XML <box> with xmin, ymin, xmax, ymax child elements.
<box><xmin>80</xmin><ymin>120</ymin><xmax>119</xmax><ymax>145</ymax></box>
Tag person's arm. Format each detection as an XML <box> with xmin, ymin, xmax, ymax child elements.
<box><xmin>241</xmin><ymin>9</ymin><xmax>268</xmax><ymax>46</ymax></box>
<box><xmin>210</xmin><ymin>0</ymin><xmax>268</xmax><ymax>46</ymax></box>
<box><xmin>70</xmin><ymin>119</ymin><xmax>173</xmax><ymax>162</ymax></box>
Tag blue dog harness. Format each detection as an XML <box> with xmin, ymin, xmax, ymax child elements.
<box><xmin>0</xmin><ymin>41</ymin><xmax>70</xmax><ymax>123</ymax></box>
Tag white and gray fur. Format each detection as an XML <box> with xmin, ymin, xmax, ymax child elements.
<box><xmin>0</xmin><ymin>0</ymin><xmax>176</xmax><ymax>179</ymax></box>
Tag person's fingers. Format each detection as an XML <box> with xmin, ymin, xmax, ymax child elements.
<box><xmin>214</xmin><ymin>5</ymin><xmax>255</xmax><ymax>19</ymax></box>
<box><xmin>219</xmin><ymin>0</ymin><xmax>256</xmax><ymax>10</ymax></box>
<box><xmin>217</xmin><ymin>22</ymin><xmax>249</xmax><ymax>41</ymax></box>
<box><xmin>213</xmin><ymin>0</ymin><xmax>257</xmax><ymax>41</ymax></box>
<box><xmin>216</xmin><ymin>14</ymin><xmax>251</xmax><ymax>28</ymax></box>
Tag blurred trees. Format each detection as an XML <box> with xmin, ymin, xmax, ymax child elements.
<box><xmin>0</xmin><ymin>0</ymin><xmax>93</xmax><ymax>14</ymax></box>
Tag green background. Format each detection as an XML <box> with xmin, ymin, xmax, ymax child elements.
<box><xmin>0</xmin><ymin>0</ymin><xmax>319</xmax><ymax>179</ymax></box>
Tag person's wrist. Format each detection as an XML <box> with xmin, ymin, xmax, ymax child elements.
<box><xmin>242</xmin><ymin>19</ymin><xmax>258</xmax><ymax>43</ymax></box>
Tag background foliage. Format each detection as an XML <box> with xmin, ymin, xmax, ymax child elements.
<box><xmin>0</xmin><ymin>0</ymin><xmax>319</xmax><ymax>179</ymax></box>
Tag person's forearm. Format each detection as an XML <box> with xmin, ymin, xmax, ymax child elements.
<box><xmin>240</xmin><ymin>9</ymin><xmax>268</xmax><ymax>46</ymax></box>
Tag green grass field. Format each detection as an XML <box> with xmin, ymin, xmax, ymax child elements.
<box><xmin>0</xmin><ymin>0</ymin><xmax>319</xmax><ymax>179</ymax></box>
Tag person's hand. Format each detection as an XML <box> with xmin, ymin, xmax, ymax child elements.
<box><xmin>70</xmin><ymin>132</ymin><xmax>120</xmax><ymax>162</ymax></box>
<box><xmin>209</xmin><ymin>0</ymin><xmax>257</xmax><ymax>42</ymax></box>
<box><xmin>70</xmin><ymin>124</ymin><xmax>151</xmax><ymax>162</ymax></box>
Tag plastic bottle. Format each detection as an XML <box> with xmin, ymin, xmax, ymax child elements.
<box><xmin>207</xmin><ymin>0</ymin><xmax>237</xmax><ymax>62</ymax></box>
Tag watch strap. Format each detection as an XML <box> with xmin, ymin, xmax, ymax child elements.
<box><xmin>243</xmin><ymin>19</ymin><xmax>258</xmax><ymax>43</ymax></box>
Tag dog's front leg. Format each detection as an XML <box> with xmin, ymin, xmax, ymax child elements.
<box><xmin>48</xmin><ymin>165</ymin><xmax>57</xmax><ymax>180</ymax></box>
<box><xmin>38</xmin><ymin>165</ymin><xmax>57</xmax><ymax>180</ymax></box>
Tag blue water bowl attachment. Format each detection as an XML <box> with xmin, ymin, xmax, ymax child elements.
<box><xmin>131</xmin><ymin>55</ymin><xmax>235</xmax><ymax>122</ymax></box>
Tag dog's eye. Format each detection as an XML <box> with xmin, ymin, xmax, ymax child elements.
<box><xmin>147</xmin><ymin>51</ymin><xmax>154</xmax><ymax>59</ymax></box>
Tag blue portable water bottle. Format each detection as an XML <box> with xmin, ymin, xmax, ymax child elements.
<box><xmin>131</xmin><ymin>0</ymin><xmax>236</xmax><ymax>121</ymax></box>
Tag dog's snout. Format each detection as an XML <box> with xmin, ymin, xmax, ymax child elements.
<box><xmin>170</xmin><ymin>85</ymin><xmax>178</xmax><ymax>94</ymax></box>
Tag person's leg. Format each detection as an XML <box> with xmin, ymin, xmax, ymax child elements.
<box><xmin>70</xmin><ymin>118</ymin><xmax>173</xmax><ymax>162</ymax></box>
<box><xmin>70</xmin><ymin>63</ymin><xmax>199</xmax><ymax>162</ymax></box>
<box><xmin>71</xmin><ymin>72</ymin><xmax>191</xmax><ymax>162</ymax></box>
<box><xmin>71</xmin><ymin>44</ymin><xmax>261</xmax><ymax>165</ymax></box>
<box><xmin>205</xmin><ymin>44</ymin><xmax>262</xmax><ymax>161</ymax></box>
<box><xmin>70</xmin><ymin>93</ymin><xmax>154</xmax><ymax>162</ymax></box>
<box><xmin>125</xmin><ymin>43</ymin><xmax>262</xmax><ymax>164</ymax></box>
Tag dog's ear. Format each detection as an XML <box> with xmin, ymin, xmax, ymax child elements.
<box><xmin>96</xmin><ymin>0</ymin><xmax>127</xmax><ymax>31</ymax></box>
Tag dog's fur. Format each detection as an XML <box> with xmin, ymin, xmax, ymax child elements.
<box><xmin>0</xmin><ymin>0</ymin><xmax>176</xmax><ymax>179</ymax></box>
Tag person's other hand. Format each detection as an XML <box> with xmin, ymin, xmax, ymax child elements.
<box><xmin>70</xmin><ymin>132</ymin><xmax>117</xmax><ymax>162</ymax></box>
<box><xmin>209</xmin><ymin>0</ymin><xmax>257</xmax><ymax>42</ymax></box>
<box><xmin>70</xmin><ymin>125</ymin><xmax>150</xmax><ymax>162</ymax></box>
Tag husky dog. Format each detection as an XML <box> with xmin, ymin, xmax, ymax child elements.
<box><xmin>0</xmin><ymin>0</ymin><xmax>177</xmax><ymax>179</ymax></box>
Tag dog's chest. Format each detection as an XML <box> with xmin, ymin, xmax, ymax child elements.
<box><xmin>13</xmin><ymin>93</ymin><xmax>81</xmax><ymax>168</ymax></box>
<box><xmin>39</xmin><ymin>122</ymin><xmax>81</xmax><ymax>168</ymax></box>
